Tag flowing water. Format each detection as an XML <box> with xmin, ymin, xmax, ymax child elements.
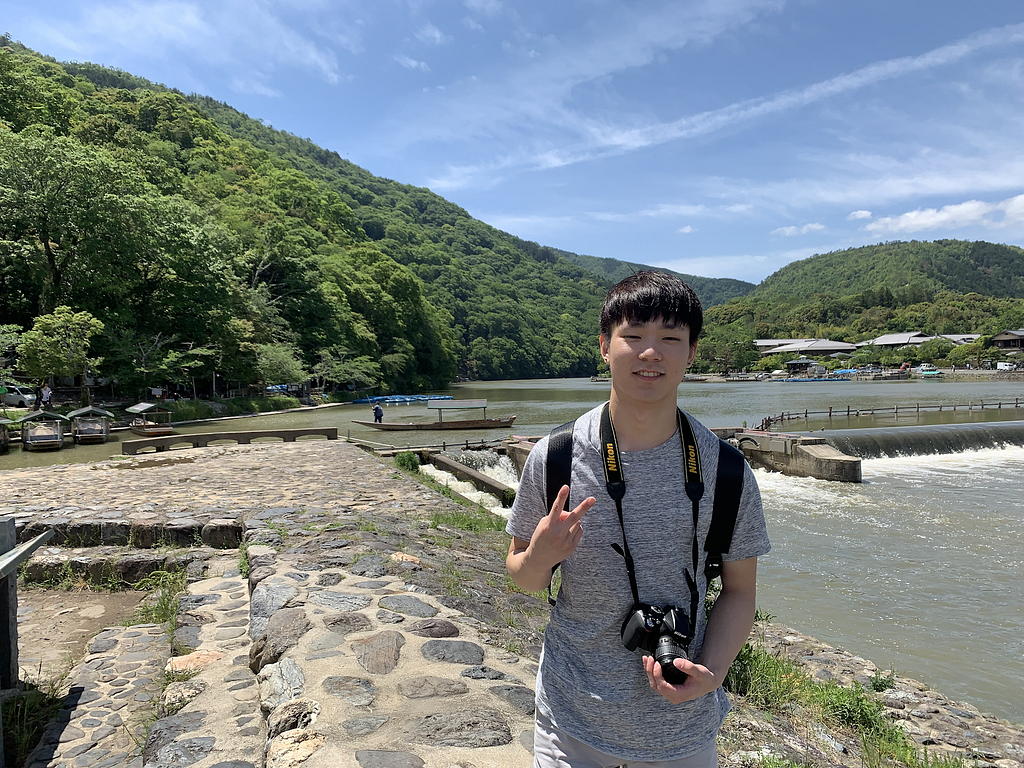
<box><xmin>2</xmin><ymin>376</ymin><xmax>1023</xmax><ymax>721</ymax></box>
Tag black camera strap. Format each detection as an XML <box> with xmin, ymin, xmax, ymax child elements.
<box><xmin>600</xmin><ymin>402</ymin><xmax>703</xmax><ymax>647</ymax></box>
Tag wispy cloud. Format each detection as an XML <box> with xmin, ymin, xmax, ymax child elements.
<box><xmin>771</xmin><ymin>223</ymin><xmax>825</xmax><ymax>236</ymax></box>
<box><xmin>865</xmin><ymin>193</ymin><xmax>1024</xmax><ymax>234</ymax></box>
<box><xmin>395</xmin><ymin>54</ymin><xmax>430</xmax><ymax>72</ymax></box>
<box><xmin>422</xmin><ymin>19</ymin><xmax>1024</xmax><ymax>190</ymax></box>
<box><xmin>416</xmin><ymin>23</ymin><xmax>452</xmax><ymax>46</ymax></box>
<box><xmin>847</xmin><ymin>210</ymin><xmax>872</xmax><ymax>220</ymax></box>
<box><xmin>677</xmin><ymin>226</ymin><xmax>695</xmax><ymax>234</ymax></box>
<box><xmin>464</xmin><ymin>0</ymin><xmax>502</xmax><ymax>16</ymax></box>
<box><xmin>231</xmin><ymin>77</ymin><xmax>283</xmax><ymax>97</ymax></box>
<box><xmin>22</xmin><ymin>0</ymin><xmax>344</xmax><ymax>84</ymax></box>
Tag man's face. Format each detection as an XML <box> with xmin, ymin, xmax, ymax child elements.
<box><xmin>600</xmin><ymin>318</ymin><xmax>697</xmax><ymax>406</ymax></box>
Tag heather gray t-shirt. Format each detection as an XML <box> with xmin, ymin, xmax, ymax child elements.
<box><xmin>506</xmin><ymin>404</ymin><xmax>770</xmax><ymax>762</ymax></box>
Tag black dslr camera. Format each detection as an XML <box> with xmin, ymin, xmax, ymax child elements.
<box><xmin>621</xmin><ymin>604</ymin><xmax>691</xmax><ymax>685</ymax></box>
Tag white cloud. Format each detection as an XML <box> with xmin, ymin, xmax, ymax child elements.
<box><xmin>771</xmin><ymin>223</ymin><xmax>825</xmax><ymax>236</ymax></box>
<box><xmin>847</xmin><ymin>210</ymin><xmax>872</xmax><ymax>220</ymax></box>
<box><xmin>462</xmin><ymin>16</ymin><xmax>485</xmax><ymax>32</ymax></box>
<box><xmin>395</xmin><ymin>54</ymin><xmax>430</xmax><ymax>72</ymax></box>
<box><xmin>678</xmin><ymin>226</ymin><xmax>695</xmax><ymax>233</ymax></box>
<box><xmin>416</xmin><ymin>23</ymin><xmax>452</xmax><ymax>46</ymax></box>
<box><xmin>410</xmin><ymin>18</ymin><xmax>1024</xmax><ymax>187</ymax></box>
<box><xmin>231</xmin><ymin>77</ymin><xmax>283</xmax><ymax>97</ymax></box>
<box><xmin>464</xmin><ymin>0</ymin><xmax>502</xmax><ymax>16</ymax></box>
<box><xmin>865</xmin><ymin>193</ymin><xmax>1024</xmax><ymax>234</ymax></box>
<box><xmin>22</xmin><ymin>0</ymin><xmax>344</xmax><ymax>83</ymax></box>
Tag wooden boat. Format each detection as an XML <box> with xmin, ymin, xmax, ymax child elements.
<box><xmin>353</xmin><ymin>398</ymin><xmax>516</xmax><ymax>431</ymax></box>
<box><xmin>126</xmin><ymin>402</ymin><xmax>175</xmax><ymax>436</ymax></box>
<box><xmin>17</xmin><ymin>410</ymin><xmax>70</xmax><ymax>451</ymax></box>
<box><xmin>68</xmin><ymin>405</ymin><xmax>116</xmax><ymax>444</ymax></box>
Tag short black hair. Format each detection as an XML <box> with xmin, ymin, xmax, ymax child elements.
<box><xmin>599</xmin><ymin>270</ymin><xmax>703</xmax><ymax>343</ymax></box>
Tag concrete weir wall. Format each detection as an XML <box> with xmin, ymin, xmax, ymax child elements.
<box><xmin>720</xmin><ymin>430</ymin><xmax>862</xmax><ymax>483</ymax></box>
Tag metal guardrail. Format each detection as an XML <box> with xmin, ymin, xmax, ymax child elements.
<box><xmin>762</xmin><ymin>399</ymin><xmax>1022</xmax><ymax>429</ymax></box>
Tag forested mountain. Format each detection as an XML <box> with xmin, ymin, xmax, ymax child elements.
<box><xmin>0</xmin><ymin>40</ymin><xmax>606</xmax><ymax>391</ymax></box>
<box><xmin>753</xmin><ymin>240</ymin><xmax>1024</xmax><ymax>301</ymax></box>
<box><xmin>551</xmin><ymin>250</ymin><xmax>755</xmax><ymax>307</ymax></box>
<box><xmin>696</xmin><ymin>240</ymin><xmax>1024</xmax><ymax>373</ymax></box>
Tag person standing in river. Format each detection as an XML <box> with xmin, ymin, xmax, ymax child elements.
<box><xmin>506</xmin><ymin>271</ymin><xmax>770</xmax><ymax>767</ymax></box>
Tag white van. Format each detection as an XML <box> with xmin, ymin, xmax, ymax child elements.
<box><xmin>996</xmin><ymin>361</ymin><xmax>1017</xmax><ymax>371</ymax></box>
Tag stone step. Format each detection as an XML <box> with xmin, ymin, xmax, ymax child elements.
<box><xmin>147</xmin><ymin>544</ymin><xmax>538</xmax><ymax>768</ymax></box>
<box><xmin>25</xmin><ymin>624</ymin><xmax>169</xmax><ymax>768</ymax></box>
<box><xmin>22</xmin><ymin>545</ymin><xmax>238</xmax><ymax>587</ymax></box>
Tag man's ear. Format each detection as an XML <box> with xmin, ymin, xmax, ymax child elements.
<box><xmin>687</xmin><ymin>341</ymin><xmax>698</xmax><ymax>368</ymax></box>
<box><xmin>599</xmin><ymin>334</ymin><xmax>610</xmax><ymax>362</ymax></box>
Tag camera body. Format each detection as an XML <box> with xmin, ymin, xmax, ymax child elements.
<box><xmin>620</xmin><ymin>604</ymin><xmax>691</xmax><ymax>685</ymax></box>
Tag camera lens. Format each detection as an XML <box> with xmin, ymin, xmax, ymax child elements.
<box><xmin>654</xmin><ymin>635</ymin><xmax>688</xmax><ymax>685</ymax></box>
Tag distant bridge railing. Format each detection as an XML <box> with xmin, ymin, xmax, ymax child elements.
<box><xmin>122</xmin><ymin>427</ymin><xmax>338</xmax><ymax>455</ymax></box>
<box><xmin>761</xmin><ymin>399</ymin><xmax>1022</xmax><ymax>429</ymax></box>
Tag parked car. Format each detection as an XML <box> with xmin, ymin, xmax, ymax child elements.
<box><xmin>1</xmin><ymin>385</ymin><xmax>37</xmax><ymax>408</ymax></box>
<box><xmin>996</xmin><ymin>361</ymin><xmax>1017</xmax><ymax>371</ymax></box>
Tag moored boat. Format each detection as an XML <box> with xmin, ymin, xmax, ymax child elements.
<box><xmin>353</xmin><ymin>416</ymin><xmax>517</xmax><ymax>431</ymax></box>
<box><xmin>69</xmin><ymin>405</ymin><xmax>116</xmax><ymax>444</ymax></box>
<box><xmin>17</xmin><ymin>410</ymin><xmax>70</xmax><ymax>451</ymax></box>
<box><xmin>353</xmin><ymin>398</ymin><xmax>516</xmax><ymax>431</ymax></box>
<box><xmin>126</xmin><ymin>402</ymin><xmax>175</xmax><ymax>436</ymax></box>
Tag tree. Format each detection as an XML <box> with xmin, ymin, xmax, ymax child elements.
<box><xmin>17</xmin><ymin>306</ymin><xmax>104</xmax><ymax>404</ymax></box>
<box><xmin>311</xmin><ymin>347</ymin><xmax>382</xmax><ymax>391</ymax></box>
<box><xmin>254</xmin><ymin>343</ymin><xmax>306</xmax><ymax>388</ymax></box>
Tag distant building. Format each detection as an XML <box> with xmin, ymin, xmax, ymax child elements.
<box><xmin>755</xmin><ymin>339</ymin><xmax>815</xmax><ymax>355</ymax></box>
<box><xmin>859</xmin><ymin>332</ymin><xmax>980</xmax><ymax>349</ymax></box>
<box><xmin>766</xmin><ymin>338</ymin><xmax>858</xmax><ymax>357</ymax></box>
<box><xmin>992</xmin><ymin>329</ymin><xmax>1024</xmax><ymax>351</ymax></box>
<box><xmin>860</xmin><ymin>332</ymin><xmax>932</xmax><ymax>349</ymax></box>
<box><xmin>940</xmin><ymin>334</ymin><xmax>981</xmax><ymax>345</ymax></box>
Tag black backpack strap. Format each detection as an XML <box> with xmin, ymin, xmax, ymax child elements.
<box><xmin>544</xmin><ymin>420</ymin><xmax>575</xmax><ymax>605</ymax></box>
<box><xmin>546</xmin><ymin>420</ymin><xmax>576</xmax><ymax>512</ymax></box>
<box><xmin>704</xmin><ymin>439</ymin><xmax>745</xmax><ymax>582</ymax></box>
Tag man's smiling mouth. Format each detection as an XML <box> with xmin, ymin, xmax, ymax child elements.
<box><xmin>635</xmin><ymin>371</ymin><xmax>663</xmax><ymax>378</ymax></box>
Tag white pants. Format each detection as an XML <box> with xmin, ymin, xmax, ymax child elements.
<box><xmin>533</xmin><ymin>710</ymin><xmax>719</xmax><ymax>768</ymax></box>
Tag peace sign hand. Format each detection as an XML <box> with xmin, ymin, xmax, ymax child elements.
<box><xmin>526</xmin><ymin>485</ymin><xmax>595</xmax><ymax>570</ymax></box>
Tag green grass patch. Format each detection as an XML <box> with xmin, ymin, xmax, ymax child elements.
<box><xmin>394</xmin><ymin>451</ymin><xmax>420</xmax><ymax>473</ymax></box>
<box><xmin>168</xmin><ymin>400</ymin><xmax>215</xmax><ymax>421</ymax></box>
<box><xmin>123</xmin><ymin>569</ymin><xmax>188</xmax><ymax>626</ymax></box>
<box><xmin>724</xmin><ymin>640</ymin><xmax>971</xmax><ymax>768</ymax></box>
<box><xmin>2</xmin><ymin>683</ymin><xmax>65</xmax><ymax>767</ymax></box>
<box><xmin>224</xmin><ymin>395</ymin><xmax>301</xmax><ymax>416</ymax></box>
<box><xmin>430</xmin><ymin>506</ymin><xmax>507</xmax><ymax>533</ymax></box>
<box><xmin>238</xmin><ymin>543</ymin><xmax>250</xmax><ymax>578</ymax></box>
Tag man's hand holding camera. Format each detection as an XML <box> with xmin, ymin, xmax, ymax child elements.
<box><xmin>642</xmin><ymin>655</ymin><xmax>720</xmax><ymax>704</ymax></box>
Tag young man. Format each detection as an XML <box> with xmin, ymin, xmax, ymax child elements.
<box><xmin>506</xmin><ymin>271</ymin><xmax>770</xmax><ymax>767</ymax></box>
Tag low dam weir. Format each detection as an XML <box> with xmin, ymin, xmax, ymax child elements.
<box><xmin>814</xmin><ymin>420</ymin><xmax>1024</xmax><ymax>459</ymax></box>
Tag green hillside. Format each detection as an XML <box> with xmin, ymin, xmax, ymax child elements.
<box><xmin>694</xmin><ymin>240</ymin><xmax>1024</xmax><ymax>373</ymax></box>
<box><xmin>553</xmin><ymin>250</ymin><xmax>755</xmax><ymax>307</ymax></box>
<box><xmin>753</xmin><ymin>240</ymin><xmax>1024</xmax><ymax>301</ymax></box>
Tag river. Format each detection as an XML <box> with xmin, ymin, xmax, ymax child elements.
<box><xmin>2</xmin><ymin>376</ymin><xmax>1023</xmax><ymax>722</ymax></box>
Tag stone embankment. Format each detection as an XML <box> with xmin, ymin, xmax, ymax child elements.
<box><xmin>2</xmin><ymin>441</ymin><xmax>1023</xmax><ymax>768</ymax></box>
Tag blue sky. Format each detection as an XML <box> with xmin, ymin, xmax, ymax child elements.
<box><xmin>5</xmin><ymin>0</ymin><xmax>1023</xmax><ymax>283</ymax></box>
